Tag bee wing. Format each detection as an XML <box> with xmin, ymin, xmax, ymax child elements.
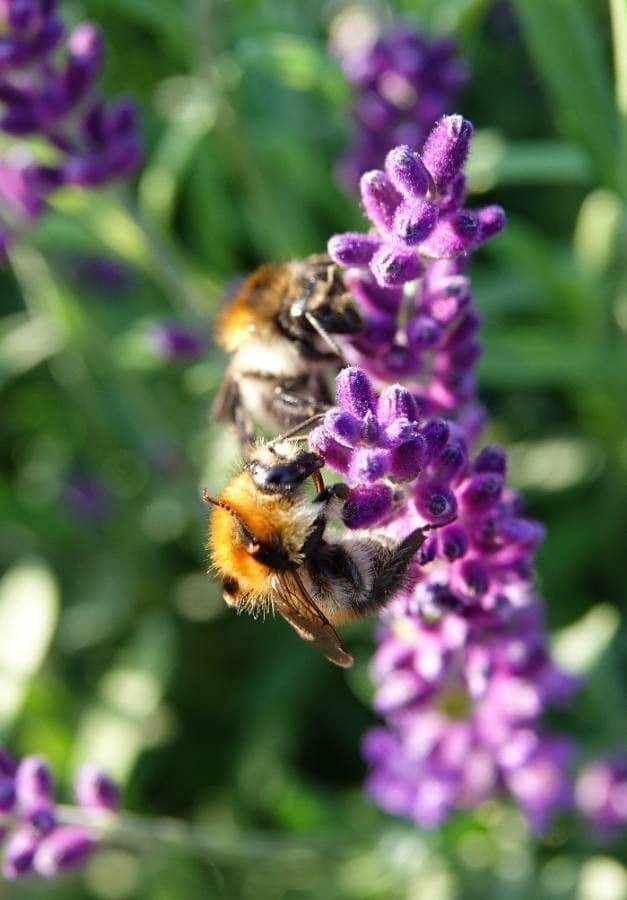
<box><xmin>272</xmin><ymin>571</ymin><xmax>354</xmax><ymax>668</ymax></box>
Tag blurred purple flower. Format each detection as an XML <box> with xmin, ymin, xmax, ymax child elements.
<box><xmin>63</xmin><ymin>473</ymin><xmax>109</xmax><ymax>521</ymax></box>
<box><xmin>576</xmin><ymin>754</ymin><xmax>627</xmax><ymax>839</ymax></box>
<box><xmin>334</xmin><ymin>22</ymin><xmax>468</xmax><ymax>191</ymax></box>
<box><xmin>0</xmin><ymin>745</ymin><xmax>118</xmax><ymax>881</ymax></box>
<box><xmin>149</xmin><ymin>320</ymin><xmax>206</xmax><ymax>362</ymax></box>
<box><xmin>0</xmin><ymin>1</ymin><xmax>141</xmax><ymax>253</ymax></box>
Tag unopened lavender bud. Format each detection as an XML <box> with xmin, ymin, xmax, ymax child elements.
<box><xmin>419</xmin><ymin>419</ymin><xmax>450</xmax><ymax>463</ymax></box>
<box><xmin>324</xmin><ymin>409</ymin><xmax>362</xmax><ymax>448</ymax></box>
<box><xmin>382</xmin><ymin>343</ymin><xmax>422</xmax><ymax>376</ymax></box>
<box><xmin>377</xmin><ymin>384</ymin><xmax>420</xmax><ymax>425</ymax></box>
<box><xmin>443</xmin><ymin>308</ymin><xmax>480</xmax><ymax>345</ymax></box>
<box><xmin>349</xmin><ymin>448</ymin><xmax>390</xmax><ymax>484</ymax></box>
<box><xmin>390</xmin><ymin>438</ymin><xmax>426</xmax><ymax>481</ymax></box>
<box><xmin>438</xmin><ymin>172</ymin><xmax>466</xmax><ymax>212</ymax></box>
<box><xmin>476</xmin><ymin>204</ymin><xmax>506</xmax><ymax>243</ymax></box>
<box><xmin>430</xmin><ymin>441</ymin><xmax>466</xmax><ymax>483</ymax></box>
<box><xmin>360</xmin><ymin>409</ymin><xmax>380</xmax><ymax>445</ymax></box>
<box><xmin>453</xmin><ymin>558</ymin><xmax>490</xmax><ymax>599</ymax></box>
<box><xmin>406</xmin><ymin>315</ymin><xmax>442</xmax><ymax>350</ymax></box>
<box><xmin>383</xmin><ymin>418</ymin><xmax>420</xmax><ymax>447</ymax></box>
<box><xmin>417</xmin><ymin>531</ymin><xmax>438</xmax><ymax>565</ymax></box>
<box><xmin>371</xmin><ymin>244</ymin><xmax>422</xmax><ymax>287</ymax></box>
<box><xmin>438</xmin><ymin>523</ymin><xmax>468</xmax><ymax>561</ymax></box>
<box><xmin>421</xmin><ymin>115</ymin><xmax>473</xmax><ymax>192</ymax></box>
<box><xmin>393</xmin><ymin>198</ymin><xmax>438</xmax><ymax>245</ymax></box>
<box><xmin>419</xmin><ymin>210</ymin><xmax>478</xmax><ymax>259</ymax></box>
<box><xmin>342</xmin><ymin>484</ymin><xmax>393</xmax><ymax>529</ymax></box>
<box><xmin>344</xmin><ymin>271</ymin><xmax>403</xmax><ymax>316</ymax></box>
<box><xmin>34</xmin><ymin>826</ymin><xmax>95</xmax><ymax>877</ymax></box>
<box><xmin>308</xmin><ymin>427</ymin><xmax>351</xmax><ymax>475</ymax></box>
<box><xmin>360</xmin><ymin>170</ymin><xmax>401</xmax><ymax>233</ymax></box>
<box><xmin>336</xmin><ymin>366</ymin><xmax>377</xmax><ymax>418</ymax></box>
<box><xmin>328</xmin><ymin>232</ymin><xmax>381</xmax><ymax>266</ymax></box>
<box><xmin>414</xmin><ymin>480</ymin><xmax>457</xmax><ymax>526</ymax></box>
<box><xmin>385</xmin><ymin>145</ymin><xmax>430</xmax><ymax>199</ymax></box>
<box><xmin>67</xmin><ymin>22</ymin><xmax>103</xmax><ymax>76</ymax></box>
<box><xmin>356</xmin><ymin>312</ymin><xmax>397</xmax><ymax>349</ymax></box>
<box><xmin>3</xmin><ymin>828</ymin><xmax>39</xmax><ymax>880</ymax></box>
<box><xmin>15</xmin><ymin>756</ymin><xmax>53</xmax><ymax>810</ymax></box>
<box><xmin>459</xmin><ymin>473</ymin><xmax>504</xmax><ymax>515</ymax></box>
<box><xmin>0</xmin><ymin>775</ymin><xmax>16</xmax><ymax>813</ymax></box>
<box><xmin>474</xmin><ymin>445</ymin><xmax>507</xmax><ymax>475</ymax></box>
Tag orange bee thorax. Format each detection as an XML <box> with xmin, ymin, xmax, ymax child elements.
<box><xmin>207</xmin><ymin>472</ymin><xmax>320</xmax><ymax>601</ymax></box>
<box><xmin>215</xmin><ymin>264</ymin><xmax>288</xmax><ymax>352</ymax></box>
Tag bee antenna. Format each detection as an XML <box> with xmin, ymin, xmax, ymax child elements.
<box><xmin>269</xmin><ymin>413</ymin><xmax>327</xmax><ymax>446</ymax></box>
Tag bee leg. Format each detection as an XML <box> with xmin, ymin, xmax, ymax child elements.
<box><xmin>370</xmin><ymin>528</ymin><xmax>428</xmax><ymax>608</ymax></box>
<box><xmin>270</xmin><ymin>389</ymin><xmax>328</xmax><ymax>424</ymax></box>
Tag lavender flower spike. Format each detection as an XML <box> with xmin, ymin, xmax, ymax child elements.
<box><xmin>576</xmin><ymin>754</ymin><xmax>627</xmax><ymax>838</ymax></box>
<box><xmin>329</xmin><ymin>115</ymin><xmax>505</xmax><ymax>291</ymax></box>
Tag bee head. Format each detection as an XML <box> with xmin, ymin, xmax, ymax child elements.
<box><xmin>246</xmin><ymin>443</ymin><xmax>324</xmax><ymax>494</ymax></box>
<box><xmin>289</xmin><ymin>264</ymin><xmax>362</xmax><ymax>338</ymax></box>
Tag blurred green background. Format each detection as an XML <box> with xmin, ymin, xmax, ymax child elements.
<box><xmin>1</xmin><ymin>0</ymin><xmax>626</xmax><ymax>898</ymax></box>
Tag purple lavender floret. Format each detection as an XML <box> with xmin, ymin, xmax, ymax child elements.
<box><xmin>576</xmin><ymin>754</ymin><xmax>627</xmax><ymax>839</ymax></box>
<box><xmin>149</xmin><ymin>320</ymin><xmax>206</xmax><ymax>362</ymax></box>
<box><xmin>335</xmin><ymin>23</ymin><xmax>468</xmax><ymax>191</ymax></box>
<box><xmin>0</xmin><ymin>2</ymin><xmax>141</xmax><ymax>254</ymax></box>
<box><xmin>329</xmin><ymin>117</ymin><xmax>505</xmax><ymax>290</ymax></box>
<box><xmin>0</xmin><ymin>745</ymin><xmax>118</xmax><ymax>881</ymax></box>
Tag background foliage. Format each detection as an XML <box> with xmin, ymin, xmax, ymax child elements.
<box><xmin>1</xmin><ymin>0</ymin><xmax>626</xmax><ymax>898</ymax></box>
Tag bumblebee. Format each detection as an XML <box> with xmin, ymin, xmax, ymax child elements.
<box><xmin>212</xmin><ymin>255</ymin><xmax>361</xmax><ymax>445</ymax></box>
<box><xmin>206</xmin><ymin>440</ymin><xmax>426</xmax><ymax>667</ymax></box>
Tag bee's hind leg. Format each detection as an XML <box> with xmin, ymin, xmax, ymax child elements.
<box><xmin>370</xmin><ymin>528</ymin><xmax>429</xmax><ymax>608</ymax></box>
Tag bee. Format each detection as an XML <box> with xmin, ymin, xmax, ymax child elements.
<box><xmin>205</xmin><ymin>439</ymin><xmax>426</xmax><ymax>667</ymax></box>
<box><xmin>212</xmin><ymin>255</ymin><xmax>361</xmax><ymax>445</ymax></box>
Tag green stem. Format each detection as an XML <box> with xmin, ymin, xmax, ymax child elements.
<box><xmin>116</xmin><ymin>187</ymin><xmax>216</xmax><ymax>319</ymax></box>
<box><xmin>56</xmin><ymin>805</ymin><xmax>355</xmax><ymax>864</ymax></box>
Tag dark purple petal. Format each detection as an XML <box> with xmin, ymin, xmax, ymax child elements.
<box><xmin>475</xmin><ymin>205</ymin><xmax>506</xmax><ymax>244</ymax></box>
<box><xmin>419</xmin><ymin>210</ymin><xmax>478</xmax><ymax>259</ymax></box>
<box><xmin>342</xmin><ymin>484</ymin><xmax>393</xmax><ymax>528</ymax></box>
<box><xmin>474</xmin><ymin>446</ymin><xmax>507</xmax><ymax>475</ymax></box>
<box><xmin>430</xmin><ymin>441</ymin><xmax>467</xmax><ymax>483</ymax></box>
<box><xmin>438</xmin><ymin>523</ymin><xmax>468</xmax><ymax>561</ymax></box>
<box><xmin>390</xmin><ymin>438</ymin><xmax>426</xmax><ymax>481</ymax></box>
<box><xmin>406</xmin><ymin>314</ymin><xmax>442</xmax><ymax>350</ymax></box>
<box><xmin>0</xmin><ymin>775</ymin><xmax>16</xmax><ymax>813</ymax></box>
<box><xmin>393</xmin><ymin>198</ymin><xmax>438</xmax><ymax>245</ymax></box>
<box><xmin>323</xmin><ymin>409</ymin><xmax>362</xmax><ymax>448</ymax></box>
<box><xmin>419</xmin><ymin>419</ymin><xmax>450</xmax><ymax>463</ymax></box>
<box><xmin>371</xmin><ymin>243</ymin><xmax>422</xmax><ymax>287</ymax></box>
<box><xmin>459</xmin><ymin>473</ymin><xmax>504</xmax><ymax>515</ymax></box>
<box><xmin>344</xmin><ymin>271</ymin><xmax>403</xmax><ymax>315</ymax></box>
<box><xmin>349</xmin><ymin>448</ymin><xmax>390</xmax><ymax>484</ymax></box>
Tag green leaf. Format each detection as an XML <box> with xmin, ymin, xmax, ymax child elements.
<box><xmin>511</xmin><ymin>0</ymin><xmax>617</xmax><ymax>183</ymax></box>
<box><xmin>467</xmin><ymin>133</ymin><xmax>592</xmax><ymax>191</ymax></box>
<box><xmin>0</xmin><ymin>559</ymin><xmax>59</xmax><ymax>735</ymax></box>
